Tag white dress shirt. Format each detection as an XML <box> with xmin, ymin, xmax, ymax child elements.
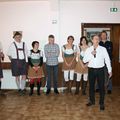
<box><xmin>7</xmin><ymin>41</ymin><xmax>28</xmax><ymax>60</ymax></box>
<box><xmin>83</xmin><ymin>45</ymin><xmax>112</xmax><ymax>73</ymax></box>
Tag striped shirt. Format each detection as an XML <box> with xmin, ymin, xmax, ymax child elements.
<box><xmin>44</xmin><ymin>43</ymin><xmax>60</xmax><ymax>66</ymax></box>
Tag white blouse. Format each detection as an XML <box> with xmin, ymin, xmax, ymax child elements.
<box><xmin>62</xmin><ymin>45</ymin><xmax>77</xmax><ymax>55</ymax></box>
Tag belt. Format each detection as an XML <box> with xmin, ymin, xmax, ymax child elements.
<box><xmin>89</xmin><ymin>67</ymin><xmax>104</xmax><ymax>70</ymax></box>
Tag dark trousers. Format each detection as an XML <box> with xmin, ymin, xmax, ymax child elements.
<box><xmin>96</xmin><ymin>66</ymin><xmax>112</xmax><ymax>91</ymax></box>
<box><xmin>88</xmin><ymin>67</ymin><xmax>105</xmax><ymax>105</ymax></box>
<box><xmin>46</xmin><ymin>65</ymin><xmax>58</xmax><ymax>90</ymax></box>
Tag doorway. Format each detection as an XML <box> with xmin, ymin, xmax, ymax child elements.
<box><xmin>81</xmin><ymin>23</ymin><xmax>120</xmax><ymax>87</ymax></box>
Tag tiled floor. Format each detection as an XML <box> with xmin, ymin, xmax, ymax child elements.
<box><xmin>0</xmin><ymin>88</ymin><xmax>120</xmax><ymax>120</ymax></box>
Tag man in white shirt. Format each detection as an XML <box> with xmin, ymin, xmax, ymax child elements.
<box><xmin>7</xmin><ymin>32</ymin><xmax>28</xmax><ymax>95</ymax></box>
<box><xmin>83</xmin><ymin>35</ymin><xmax>112</xmax><ymax>111</ymax></box>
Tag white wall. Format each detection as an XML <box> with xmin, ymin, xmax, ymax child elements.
<box><xmin>0</xmin><ymin>0</ymin><xmax>120</xmax><ymax>89</ymax></box>
<box><xmin>59</xmin><ymin>0</ymin><xmax>120</xmax><ymax>46</ymax></box>
<box><xmin>0</xmin><ymin>1</ymin><xmax>59</xmax><ymax>62</ymax></box>
<box><xmin>0</xmin><ymin>0</ymin><xmax>120</xmax><ymax>62</ymax></box>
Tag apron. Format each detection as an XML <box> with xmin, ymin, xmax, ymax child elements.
<box><xmin>62</xmin><ymin>45</ymin><xmax>76</xmax><ymax>71</ymax></box>
<box><xmin>75</xmin><ymin>49</ymin><xmax>88</xmax><ymax>74</ymax></box>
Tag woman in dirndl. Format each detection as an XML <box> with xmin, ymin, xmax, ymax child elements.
<box><xmin>62</xmin><ymin>36</ymin><xmax>77</xmax><ymax>93</ymax></box>
<box><xmin>75</xmin><ymin>36</ymin><xmax>89</xmax><ymax>95</ymax></box>
<box><xmin>28</xmin><ymin>41</ymin><xmax>44</xmax><ymax>96</ymax></box>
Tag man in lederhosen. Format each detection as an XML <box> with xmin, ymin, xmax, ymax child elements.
<box><xmin>7</xmin><ymin>32</ymin><xmax>28</xmax><ymax>95</ymax></box>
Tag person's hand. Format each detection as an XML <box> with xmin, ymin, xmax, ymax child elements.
<box><xmin>91</xmin><ymin>50</ymin><xmax>96</xmax><ymax>56</ymax></box>
<box><xmin>65</xmin><ymin>62</ymin><xmax>70</xmax><ymax>67</ymax></box>
<box><xmin>84</xmin><ymin>63</ymin><xmax>88</xmax><ymax>68</ymax></box>
<box><xmin>33</xmin><ymin>66</ymin><xmax>38</xmax><ymax>71</ymax></box>
<box><xmin>109</xmin><ymin>72</ymin><xmax>112</xmax><ymax>78</ymax></box>
<box><xmin>33</xmin><ymin>66</ymin><xmax>36</xmax><ymax>70</ymax></box>
<box><xmin>68</xmin><ymin>62</ymin><xmax>72</xmax><ymax>67</ymax></box>
<box><xmin>37</xmin><ymin>66</ymin><xmax>40</xmax><ymax>68</ymax></box>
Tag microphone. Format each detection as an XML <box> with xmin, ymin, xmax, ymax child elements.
<box><xmin>94</xmin><ymin>48</ymin><xmax>96</xmax><ymax>58</ymax></box>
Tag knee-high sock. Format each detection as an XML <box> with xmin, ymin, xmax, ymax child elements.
<box><xmin>21</xmin><ymin>80</ymin><xmax>26</xmax><ymax>90</ymax></box>
<box><xmin>16</xmin><ymin>79</ymin><xmax>20</xmax><ymax>90</ymax></box>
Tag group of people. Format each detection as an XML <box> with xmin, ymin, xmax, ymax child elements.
<box><xmin>0</xmin><ymin>30</ymin><xmax>112</xmax><ymax>111</ymax></box>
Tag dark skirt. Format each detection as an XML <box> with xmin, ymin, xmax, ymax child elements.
<box><xmin>11</xmin><ymin>59</ymin><xmax>27</xmax><ymax>76</ymax></box>
<box><xmin>0</xmin><ymin>63</ymin><xmax>3</xmax><ymax>78</ymax></box>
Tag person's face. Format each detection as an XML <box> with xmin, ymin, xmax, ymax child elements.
<box><xmin>101</xmin><ymin>32</ymin><xmax>107</xmax><ymax>40</ymax></box>
<box><xmin>81</xmin><ymin>38</ymin><xmax>87</xmax><ymax>45</ymax></box>
<box><xmin>34</xmin><ymin>43</ymin><xmax>39</xmax><ymax>50</ymax></box>
<box><xmin>67</xmin><ymin>38</ymin><xmax>74</xmax><ymax>45</ymax></box>
<box><xmin>92</xmin><ymin>36</ymin><xmax>100</xmax><ymax>46</ymax></box>
<box><xmin>14</xmin><ymin>35</ymin><xmax>22</xmax><ymax>42</ymax></box>
<box><xmin>48</xmin><ymin>38</ymin><xmax>54</xmax><ymax>44</ymax></box>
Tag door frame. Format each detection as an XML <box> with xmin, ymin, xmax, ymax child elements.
<box><xmin>81</xmin><ymin>23</ymin><xmax>120</xmax><ymax>86</ymax></box>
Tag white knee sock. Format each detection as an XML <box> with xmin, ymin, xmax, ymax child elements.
<box><xmin>21</xmin><ymin>80</ymin><xmax>26</xmax><ymax>90</ymax></box>
<box><xmin>16</xmin><ymin>80</ymin><xmax>20</xmax><ymax>90</ymax></box>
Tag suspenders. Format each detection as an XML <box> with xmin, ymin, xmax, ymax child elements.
<box><xmin>13</xmin><ymin>42</ymin><xmax>26</xmax><ymax>60</ymax></box>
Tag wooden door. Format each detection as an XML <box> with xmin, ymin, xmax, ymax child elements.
<box><xmin>112</xmin><ymin>25</ymin><xmax>120</xmax><ymax>86</ymax></box>
<box><xmin>82</xmin><ymin>23</ymin><xmax>120</xmax><ymax>87</ymax></box>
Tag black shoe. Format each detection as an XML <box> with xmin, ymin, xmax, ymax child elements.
<box><xmin>82</xmin><ymin>91</ymin><xmax>86</xmax><ymax>95</ymax></box>
<box><xmin>29</xmin><ymin>89</ymin><xmax>33</xmax><ymax>96</ymax></box>
<box><xmin>86</xmin><ymin>102</ymin><xmax>95</xmax><ymax>106</ymax></box>
<box><xmin>18</xmin><ymin>89</ymin><xmax>21</xmax><ymax>92</ymax></box>
<box><xmin>46</xmin><ymin>89</ymin><xmax>51</xmax><ymax>95</ymax></box>
<box><xmin>100</xmin><ymin>105</ymin><xmax>105</xmax><ymax>111</ymax></box>
<box><xmin>29</xmin><ymin>84</ymin><xmax>34</xmax><ymax>96</ymax></box>
<box><xmin>37</xmin><ymin>90</ymin><xmax>41</xmax><ymax>96</ymax></box>
<box><xmin>37</xmin><ymin>83</ymin><xmax>41</xmax><ymax>96</ymax></box>
<box><xmin>0</xmin><ymin>90</ymin><xmax>5</xmax><ymax>96</ymax></box>
<box><xmin>75</xmin><ymin>82</ymin><xmax>80</xmax><ymax>95</ymax></box>
<box><xmin>54</xmin><ymin>89</ymin><xmax>59</xmax><ymax>94</ymax></box>
<box><xmin>20</xmin><ymin>89</ymin><xmax>26</xmax><ymax>96</ymax></box>
<box><xmin>107</xmin><ymin>90</ymin><xmax>112</xmax><ymax>94</ymax></box>
<box><xmin>82</xmin><ymin>81</ymin><xmax>87</xmax><ymax>95</ymax></box>
<box><xmin>96</xmin><ymin>89</ymin><xmax>99</xmax><ymax>93</ymax></box>
<box><xmin>29</xmin><ymin>91</ymin><xmax>33</xmax><ymax>96</ymax></box>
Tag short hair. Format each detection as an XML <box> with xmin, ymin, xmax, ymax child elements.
<box><xmin>80</xmin><ymin>36</ymin><xmax>88</xmax><ymax>46</ymax></box>
<box><xmin>91</xmin><ymin>34</ymin><xmax>99</xmax><ymax>40</ymax></box>
<box><xmin>13</xmin><ymin>32</ymin><xmax>22</xmax><ymax>38</ymax></box>
<box><xmin>100</xmin><ymin>30</ymin><xmax>108</xmax><ymax>37</ymax></box>
<box><xmin>48</xmin><ymin>34</ymin><xmax>54</xmax><ymax>39</ymax></box>
<box><xmin>32</xmin><ymin>41</ymin><xmax>39</xmax><ymax>48</ymax></box>
<box><xmin>67</xmin><ymin>35</ymin><xmax>74</xmax><ymax>41</ymax></box>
